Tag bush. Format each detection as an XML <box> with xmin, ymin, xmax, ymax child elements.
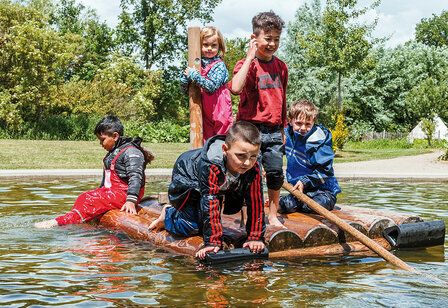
<box><xmin>331</xmin><ymin>113</ymin><xmax>349</xmax><ymax>151</ymax></box>
<box><xmin>349</xmin><ymin>120</ymin><xmax>374</xmax><ymax>141</ymax></box>
<box><xmin>125</xmin><ymin>120</ymin><xmax>189</xmax><ymax>143</ymax></box>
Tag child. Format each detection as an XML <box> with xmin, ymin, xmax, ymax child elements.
<box><xmin>279</xmin><ymin>100</ymin><xmax>341</xmax><ymax>213</ymax></box>
<box><xmin>149</xmin><ymin>121</ymin><xmax>265</xmax><ymax>260</ymax></box>
<box><xmin>34</xmin><ymin>115</ymin><xmax>154</xmax><ymax>228</ymax></box>
<box><xmin>180</xmin><ymin>26</ymin><xmax>233</xmax><ymax>142</ymax></box>
<box><xmin>229</xmin><ymin>11</ymin><xmax>288</xmax><ymax>227</ymax></box>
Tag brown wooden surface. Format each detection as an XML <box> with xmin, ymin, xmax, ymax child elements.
<box><xmin>188</xmin><ymin>26</ymin><xmax>203</xmax><ymax>149</ymax></box>
<box><xmin>282</xmin><ymin>182</ymin><xmax>418</xmax><ymax>272</ymax></box>
<box><xmin>340</xmin><ymin>205</ymin><xmax>423</xmax><ymax>225</ymax></box>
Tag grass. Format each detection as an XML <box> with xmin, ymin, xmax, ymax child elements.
<box><xmin>0</xmin><ymin>138</ymin><xmax>444</xmax><ymax>169</ymax></box>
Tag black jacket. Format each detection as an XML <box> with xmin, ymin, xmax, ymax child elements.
<box><xmin>101</xmin><ymin>137</ymin><xmax>146</xmax><ymax>204</ymax></box>
<box><xmin>168</xmin><ymin>135</ymin><xmax>265</xmax><ymax>247</ymax></box>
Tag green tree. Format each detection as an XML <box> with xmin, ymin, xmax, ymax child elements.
<box><xmin>116</xmin><ymin>0</ymin><xmax>221</xmax><ymax>69</ymax></box>
<box><xmin>421</xmin><ymin>117</ymin><xmax>436</xmax><ymax>146</ymax></box>
<box><xmin>415</xmin><ymin>10</ymin><xmax>448</xmax><ymax>47</ymax></box>
<box><xmin>297</xmin><ymin>0</ymin><xmax>379</xmax><ymax>109</ymax></box>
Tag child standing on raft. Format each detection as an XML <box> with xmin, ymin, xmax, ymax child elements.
<box><xmin>149</xmin><ymin>121</ymin><xmax>265</xmax><ymax>260</ymax></box>
<box><xmin>229</xmin><ymin>11</ymin><xmax>288</xmax><ymax>227</ymax></box>
<box><xmin>180</xmin><ymin>26</ymin><xmax>233</xmax><ymax>142</ymax></box>
<box><xmin>34</xmin><ymin>115</ymin><xmax>154</xmax><ymax>228</ymax></box>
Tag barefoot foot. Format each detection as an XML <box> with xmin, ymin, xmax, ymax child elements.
<box><xmin>34</xmin><ymin>219</ymin><xmax>58</xmax><ymax>229</ymax></box>
<box><xmin>268</xmin><ymin>215</ymin><xmax>286</xmax><ymax>228</ymax></box>
<box><xmin>148</xmin><ymin>205</ymin><xmax>170</xmax><ymax>231</ymax></box>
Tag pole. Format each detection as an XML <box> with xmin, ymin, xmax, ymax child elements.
<box><xmin>188</xmin><ymin>27</ymin><xmax>203</xmax><ymax>149</ymax></box>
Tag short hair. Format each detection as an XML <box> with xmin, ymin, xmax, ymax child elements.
<box><xmin>288</xmin><ymin>99</ymin><xmax>319</xmax><ymax>121</ymax></box>
<box><xmin>94</xmin><ymin>115</ymin><xmax>124</xmax><ymax>136</ymax></box>
<box><xmin>225</xmin><ymin>121</ymin><xmax>261</xmax><ymax>147</ymax></box>
<box><xmin>201</xmin><ymin>26</ymin><xmax>226</xmax><ymax>58</ymax></box>
<box><xmin>252</xmin><ymin>11</ymin><xmax>285</xmax><ymax>35</ymax></box>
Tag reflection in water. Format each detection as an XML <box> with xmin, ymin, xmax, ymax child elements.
<box><xmin>0</xmin><ymin>178</ymin><xmax>447</xmax><ymax>306</ymax></box>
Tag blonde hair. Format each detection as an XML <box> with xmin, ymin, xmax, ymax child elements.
<box><xmin>288</xmin><ymin>99</ymin><xmax>319</xmax><ymax>121</ymax></box>
<box><xmin>201</xmin><ymin>26</ymin><xmax>226</xmax><ymax>58</ymax></box>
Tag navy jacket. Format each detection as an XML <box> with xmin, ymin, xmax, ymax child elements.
<box><xmin>168</xmin><ymin>135</ymin><xmax>265</xmax><ymax>247</ymax></box>
<box><xmin>101</xmin><ymin>137</ymin><xmax>146</xmax><ymax>204</ymax></box>
<box><xmin>284</xmin><ymin>124</ymin><xmax>341</xmax><ymax>196</ymax></box>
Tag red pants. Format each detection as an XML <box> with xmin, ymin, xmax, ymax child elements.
<box><xmin>56</xmin><ymin>187</ymin><xmax>127</xmax><ymax>225</ymax></box>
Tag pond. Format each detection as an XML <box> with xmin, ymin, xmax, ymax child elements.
<box><xmin>0</xmin><ymin>178</ymin><xmax>447</xmax><ymax>307</ymax></box>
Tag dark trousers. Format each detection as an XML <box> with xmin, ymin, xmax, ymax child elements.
<box><xmin>279</xmin><ymin>189</ymin><xmax>336</xmax><ymax>214</ymax></box>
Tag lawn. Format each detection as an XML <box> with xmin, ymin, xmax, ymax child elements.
<box><xmin>0</xmin><ymin>138</ymin><xmax>440</xmax><ymax>169</ymax></box>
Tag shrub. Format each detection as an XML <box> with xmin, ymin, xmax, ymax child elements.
<box><xmin>125</xmin><ymin>120</ymin><xmax>189</xmax><ymax>143</ymax></box>
<box><xmin>331</xmin><ymin>113</ymin><xmax>349</xmax><ymax>151</ymax></box>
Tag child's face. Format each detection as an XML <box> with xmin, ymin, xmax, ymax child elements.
<box><xmin>252</xmin><ymin>29</ymin><xmax>281</xmax><ymax>61</ymax></box>
<box><xmin>97</xmin><ymin>132</ymin><xmax>119</xmax><ymax>151</ymax></box>
<box><xmin>222</xmin><ymin>140</ymin><xmax>260</xmax><ymax>175</ymax></box>
<box><xmin>201</xmin><ymin>35</ymin><xmax>219</xmax><ymax>58</ymax></box>
<box><xmin>291</xmin><ymin>115</ymin><xmax>315</xmax><ymax>136</ymax></box>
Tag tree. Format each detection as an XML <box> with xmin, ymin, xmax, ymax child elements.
<box><xmin>116</xmin><ymin>0</ymin><xmax>221</xmax><ymax>69</ymax></box>
<box><xmin>297</xmin><ymin>0</ymin><xmax>379</xmax><ymax>110</ymax></box>
<box><xmin>415</xmin><ymin>10</ymin><xmax>448</xmax><ymax>47</ymax></box>
<box><xmin>421</xmin><ymin>117</ymin><xmax>436</xmax><ymax>147</ymax></box>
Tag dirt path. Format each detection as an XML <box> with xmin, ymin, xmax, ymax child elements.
<box><xmin>334</xmin><ymin>150</ymin><xmax>448</xmax><ymax>180</ymax></box>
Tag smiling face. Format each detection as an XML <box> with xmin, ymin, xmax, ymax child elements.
<box><xmin>201</xmin><ymin>35</ymin><xmax>220</xmax><ymax>59</ymax></box>
<box><xmin>252</xmin><ymin>29</ymin><xmax>281</xmax><ymax>61</ymax></box>
<box><xmin>222</xmin><ymin>140</ymin><xmax>260</xmax><ymax>175</ymax></box>
<box><xmin>291</xmin><ymin>114</ymin><xmax>315</xmax><ymax>136</ymax></box>
<box><xmin>97</xmin><ymin>132</ymin><xmax>119</xmax><ymax>152</ymax></box>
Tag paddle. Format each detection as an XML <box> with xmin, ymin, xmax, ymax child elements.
<box><xmin>282</xmin><ymin>181</ymin><xmax>418</xmax><ymax>272</ymax></box>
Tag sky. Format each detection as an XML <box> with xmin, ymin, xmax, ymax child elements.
<box><xmin>78</xmin><ymin>0</ymin><xmax>447</xmax><ymax>48</ymax></box>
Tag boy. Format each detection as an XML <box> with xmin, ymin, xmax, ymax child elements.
<box><xmin>149</xmin><ymin>121</ymin><xmax>265</xmax><ymax>259</ymax></box>
<box><xmin>34</xmin><ymin>115</ymin><xmax>153</xmax><ymax>228</ymax></box>
<box><xmin>280</xmin><ymin>100</ymin><xmax>341</xmax><ymax>214</ymax></box>
<box><xmin>229</xmin><ymin>11</ymin><xmax>288</xmax><ymax>227</ymax></box>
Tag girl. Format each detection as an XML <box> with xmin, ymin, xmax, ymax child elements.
<box><xmin>180</xmin><ymin>26</ymin><xmax>233</xmax><ymax>142</ymax></box>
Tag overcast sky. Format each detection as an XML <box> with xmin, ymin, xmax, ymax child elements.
<box><xmin>78</xmin><ymin>0</ymin><xmax>447</xmax><ymax>48</ymax></box>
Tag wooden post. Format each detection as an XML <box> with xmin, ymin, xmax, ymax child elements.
<box><xmin>188</xmin><ymin>27</ymin><xmax>203</xmax><ymax>149</ymax></box>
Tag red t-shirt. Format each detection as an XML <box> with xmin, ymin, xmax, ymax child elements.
<box><xmin>230</xmin><ymin>56</ymin><xmax>288</xmax><ymax>127</ymax></box>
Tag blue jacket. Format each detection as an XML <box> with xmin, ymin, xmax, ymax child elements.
<box><xmin>284</xmin><ymin>124</ymin><xmax>341</xmax><ymax>196</ymax></box>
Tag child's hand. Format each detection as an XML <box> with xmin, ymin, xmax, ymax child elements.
<box><xmin>184</xmin><ymin>66</ymin><xmax>198</xmax><ymax>77</ymax></box>
<box><xmin>120</xmin><ymin>201</ymin><xmax>137</xmax><ymax>215</ymax></box>
<box><xmin>247</xmin><ymin>38</ymin><xmax>258</xmax><ymax>60</ymax></box>
<box><xmin>195</xmin><ymin>245</ymin><xmax>220</xmax><ymax>259</ymax></box>
<box><xmin>293</xmin><ymin>181</ymin><xmax>304</xmax><ymax>193</ymax></box>
<box><xmin>243</xmin><ymin>240</ymin><xmax>265</xmax><ymax>253</ymax></box>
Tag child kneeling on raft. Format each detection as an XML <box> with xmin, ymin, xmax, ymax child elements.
<box><xmin>149</xmin><ymin>121</ymin><xmax>265</xmax><ymax>259</ymax></box>
<box><xmin>35</xmin><ymin>115</ymin><xmax>154</xmax><ymax>228</ymax></box>
<box><xmin>280</xmin><ymin>100</ymin><xmax>341</xmax><ymax>214</ymax></box>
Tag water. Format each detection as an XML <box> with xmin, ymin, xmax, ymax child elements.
<box><xmin>0</xmin><ymin>178</ymin><xmax>447</xmax><ymax>307</ymax></box>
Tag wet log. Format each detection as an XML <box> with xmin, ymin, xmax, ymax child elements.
<box><xmin>269</xmin><ymin>238</ymin><xmax>392</xmax><ymax>259</ymax></box>
<box><xmin>339</xmin><ymin>205</ymin><xmax>423</xmax><ymax>224</ymax></box>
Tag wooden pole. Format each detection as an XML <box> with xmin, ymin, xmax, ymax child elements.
<box><xmin>282</xmin><ymin>182</ymin><xmax>418</xmax><ymax>272</ymax></box>
<box><xmin>188</xmin><ymin>27</ymin><xmax>203</xmax><ymax>149</ymax></box>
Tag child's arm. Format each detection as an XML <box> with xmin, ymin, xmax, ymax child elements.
<box><xmin>243</xmin><ymin>163</ymin><xmax>265</xmax><ymax>244</ymax></box>
<box><xmin>187</xmin><ymin>61</ymin><xmax>228</xmax><ymax>93</ymax></box>
<box><xmin>229</xmin><ymin>38</ymin><xmax>257</xmax><ymax>94</ymax></box>
<box><xmin>122</xmin><ymin>148</ymin><xmax>146</xmax><ymax>212</ymax></box>
<box><xmin>199</xmin><ymin>164</ymin><xmax>225</xmax><ymax>248</ymax></box>
<box><xmin>179</xmin><ymin>70</ymin><xmax>189</xmax><ymax>93</ymax></box>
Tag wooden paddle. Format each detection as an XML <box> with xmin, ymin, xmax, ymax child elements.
<box><xmin>282</xmin><ymin>181</ymin><xmax>418</xmax><ymax>272</ymax></box>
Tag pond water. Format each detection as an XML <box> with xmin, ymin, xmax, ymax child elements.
<box><xmin>0</xmin><ymin>178</ymin><xmax>447</xmax><ymax>307</ymax></box>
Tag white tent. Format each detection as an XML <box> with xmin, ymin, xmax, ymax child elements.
<box><xmin>408</xmin><ymin>115</ymin><xmax>448</xmax><ymax>142</ymax></box>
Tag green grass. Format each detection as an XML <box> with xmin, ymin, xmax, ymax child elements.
<box><xmin>0</xmin><ymin>138</ymin><xmax>443</xmax><ymax>169</ymax></box>
<box><xmin>0</xmin><ymin>139</ymin><xmax>189</xmax><ymax>169</ymax></box>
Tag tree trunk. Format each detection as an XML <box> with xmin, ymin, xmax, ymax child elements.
<box><xmin>337</xmin><ymin>72</ymin><xmax>342</xmax><ymax>110</ymax></box>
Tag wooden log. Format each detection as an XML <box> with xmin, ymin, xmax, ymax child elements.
<box><xmin>281</xmin><ymin>212</ymin><xmax>339</xmax><ymax>247</ymax></box>
<box><xmin>339</xmin><ymin>205</ymin><xmax>423</xmax><ymax>224</ymax></box>
<box><xmin>269</xmin><ymin>238</ymin><xmax>392</xmax><ymax>259</ymax></box>
<box><xmin>188</xmin><ymin>26</ymin><xmax>203</xmax><ymax>149</ymax></box>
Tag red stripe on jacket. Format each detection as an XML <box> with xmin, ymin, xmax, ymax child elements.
<box><xmin>208</xmin><ymin>165</ymin><xmax>222</xmax><ymax>245</ymax></box>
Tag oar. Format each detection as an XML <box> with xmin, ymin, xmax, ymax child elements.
<box><xmin>282</xmin><ymin>181</ymin><xmax>418</xmax><ymax>272</ymax></box>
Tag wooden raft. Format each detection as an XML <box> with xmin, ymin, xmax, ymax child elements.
<box><xmin>98</xmin><ymin>198</ymin><xmax>424</xmax><ymax>259</ymax></box>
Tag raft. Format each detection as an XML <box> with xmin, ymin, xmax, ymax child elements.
<box><xmin>98</xmin><ymin>195</ymin><xmax>445</xmax><ymax>260</ymax></box>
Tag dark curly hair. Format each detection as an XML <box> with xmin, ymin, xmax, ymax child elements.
<box><xmin>252</xmin><ymin>11</ymin><xmax>285</xmax><ymax>34</ymax></box>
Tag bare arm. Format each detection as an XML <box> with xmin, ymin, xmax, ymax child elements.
<box><xmin>230</xmin><ymin>38</ymin><xmax>257</xmax><ymax>94</ymax></box>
